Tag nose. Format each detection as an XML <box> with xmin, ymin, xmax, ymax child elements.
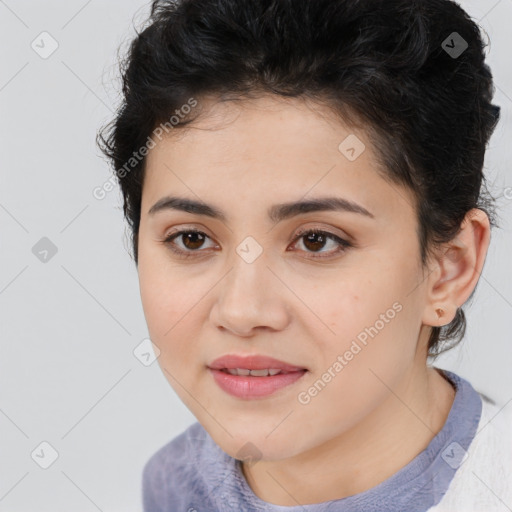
<box><xmin>209</xmin><ymin>255</ymin><xmax>291</xmax><ymax>337</ymax></box>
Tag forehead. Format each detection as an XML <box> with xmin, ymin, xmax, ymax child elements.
<box><xmin>148</xmin><ymin>94</ymin><xmax>373</xmax><ymax>167</ymax></box>
<box><xmin>142</xmin><ymin>95</ymin><xmax>416</xmax><ymax>224</ymax></box>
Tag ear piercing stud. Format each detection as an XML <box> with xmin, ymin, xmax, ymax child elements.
<box><xmin>435</xmin><ymin>308</ymin><xmax>445</xmax><ymax>318</ymax></box>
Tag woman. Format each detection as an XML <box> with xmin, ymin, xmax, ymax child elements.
<box><xmin>98</xmin><ymin>0</ymin><xmax>511</xmax><ymax>509</ymax></box>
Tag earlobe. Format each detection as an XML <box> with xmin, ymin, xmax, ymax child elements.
<box><xmin>422</xmin><ymin>208</ymin><xmax>491</xmax><ymax>328</ymax></box>
<box><xmin>432</xmin><ymin>306</ymin><xmax>451</xmax><ymax>327</ymax></box>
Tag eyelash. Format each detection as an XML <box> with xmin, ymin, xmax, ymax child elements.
<box><xmin>162</xmin><ymin>227</ymin><xmax>352</xmax><ymax>260</ymax></box>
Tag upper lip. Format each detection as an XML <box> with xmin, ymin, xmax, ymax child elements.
<box><xmin>208</xmin><ymin>354</ymin><xmax>307</xmax><ymax>372</ymax></box>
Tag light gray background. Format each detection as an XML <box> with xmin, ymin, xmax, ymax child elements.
<box><xmin>1</xmin><ymin>1</ymin><xmax>511</xmax><ymax>510</ymax></box>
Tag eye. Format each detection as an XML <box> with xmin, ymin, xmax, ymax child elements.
<box><xmin>161</xmin><ymin>227</ymin><xmax>352</xmax><ymax>260</ymax></box>
<box><xmin>289</xmin><ymin>228</ymin><xmax>352</xmax><ymax>259</ymax></box>
<box><xmin>162</xmin><ymin>229</ymin><xmax>216</xmax><ymax>258</ymax></box>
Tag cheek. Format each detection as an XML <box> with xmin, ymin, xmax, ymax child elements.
<box><xmin>295</xmin><ymin>272</ymin><xmax>390</xmax><ymax>334</ymax></box>
<box><xmin>137</xmin><ymin>257</ymin><xmax>208</xmax><ymax>375</ymax></box>
<box><xmin>290</xmin><ymin>292</ymin><xmax>417</xmax><ymax>443</ymax></box>
<box><xmin>138</xmin><ymin>243</ymin><xmax>191</xmax><ymax>334</ymax></box>
<box><xmin>303</xmin><ymin>268</ymin><xmax>418</xmax><ymax>364</ymax></box>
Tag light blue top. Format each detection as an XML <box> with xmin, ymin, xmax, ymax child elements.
<box><xmin>142</xmin><ymin>369</ymin><xmax>483</xmax><ymax>511</ymax></box>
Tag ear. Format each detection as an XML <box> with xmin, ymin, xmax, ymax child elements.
<box><xmin>422</xmin><ymin>208</ymin><xmax>491</xmax><ymax>327</ymax></box>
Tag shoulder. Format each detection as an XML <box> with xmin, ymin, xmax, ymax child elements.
<box><xmin>429</xmin><ymin>393</ymin><xmax>512</xmax><ymax>511</ymax></box>
<box><xmin>472</xmin><ymin>394</ymin><xmax>512</xmax><ymax>470</ymax></box>
<box><xmin>142</xmin><ymin>422</ymin><xmax>214</xmax><ymax>511</ymax></box>
<box><xmin>479</xmin><ymin>393</ymin><xmax>512</xmax><ymax>433</ymax></box>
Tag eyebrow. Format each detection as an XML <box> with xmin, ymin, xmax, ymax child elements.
<box><xmin>147</xmin><ymin>195</ymin><xmax>375</xmax><ymax>223</ymax></box>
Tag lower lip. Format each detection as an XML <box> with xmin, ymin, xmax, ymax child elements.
<box><xmin>209</xmin><ymin>368</ymin><xmax>307</xmax><ymax>399</ymax></box>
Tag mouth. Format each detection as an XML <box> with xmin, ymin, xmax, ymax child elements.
<box><xmin>207</xmin><ymin>354</ymin><xmax>308</xmax><ymax>399</ymax></box>
<box><xmin>217</xmin><ymin>368</ymin><xmax>300</xmax><ymax>376</ymax></box>
<box><xmin>208</xmin><ymin>353</ymin><xmax>308</xmax><ymax>372</ymax></box>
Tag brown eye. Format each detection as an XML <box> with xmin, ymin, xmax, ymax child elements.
<box><xmin>178</xmin><ymin>231</ymin><xmax>207</xmax><ymax>250</ymax></box>
<box><xmin>163</xmin><ymin>229</ymin><xmax>215</xmax><ymax>258</ymax></box>
<box><xmin>302</xmin><ymin>231</ymin><xmax>329</xmax><ymax>252</ymax></box>
<box><xmin>291</xmin><ymin>228</ymin><xmax>352</xmax><ymax>259</ymax></box>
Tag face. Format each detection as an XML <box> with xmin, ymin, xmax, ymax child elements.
<box><xmin>137</xmin><ymin>95</ymin><xmax>431</xmax><ymax>461</ymax></box>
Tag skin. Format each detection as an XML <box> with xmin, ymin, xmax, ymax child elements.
<box><xmin>137</xmin><ymin>94</ymin><xmax>490</xmax><ymax>506</ymax></box>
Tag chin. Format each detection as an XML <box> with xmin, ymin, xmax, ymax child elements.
<box><xmin>209</xmin><ymin>427</ymin><xmax>305</xmax><ymax>463</ymax></box>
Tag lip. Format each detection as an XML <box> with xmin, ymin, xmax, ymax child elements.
<box><xmin>208</xmin><ymin>354</ymin><xmax>307</xmax><ymax>372</ymax></box>
<box><xmin>207</xmin><ymin>354</ymin><xmax>308</xmax><ymax>400</ymax></box>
